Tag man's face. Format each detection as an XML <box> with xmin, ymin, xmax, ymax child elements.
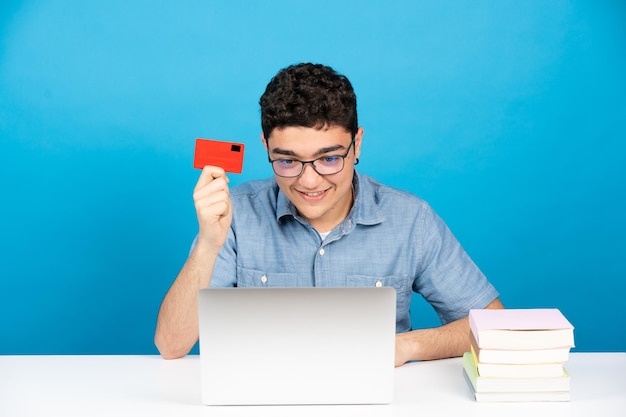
<box><xmin>263</xmin><ymin>125</ymin><xmax>363</xmax><ymax>233</ymax></box>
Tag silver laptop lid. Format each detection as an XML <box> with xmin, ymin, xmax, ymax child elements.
<box><xmin>198</xmin><ymin>287</ymin><xmax>396</xmax><ymax>405</ymax></box>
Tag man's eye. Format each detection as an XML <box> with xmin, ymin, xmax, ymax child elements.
<box><xmin>277</xmin><ymin>159</ymin><xmax>297</xmax><ymax>166</ymax></box>
<box><xmin>320</xmin><ymin>156</ymin><xmax>340</xmax><ymax>164</ymax></box>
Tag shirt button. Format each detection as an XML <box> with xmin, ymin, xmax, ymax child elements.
<box><xmin>319</xmin><ymin>248</ymin><xmax>325</xmax><ymax>256</ymax></box>
<box><xmin>261</xmin><ymin>275</ymin><xmax>268</xmax><ymax>284</ymax></box>
<box><xmin>375</xmin><ymin>280</ymin><xmax>383</xmax><ymax>288</ymax></box>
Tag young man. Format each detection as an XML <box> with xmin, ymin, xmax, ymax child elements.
<box><xmin>155</xmin><ymin>63</ymin><xmax>504</xmax><ymax>365</ymax></box>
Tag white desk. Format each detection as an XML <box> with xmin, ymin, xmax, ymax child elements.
<box><xmin>1</xmin><ymin>353</ymin><xmax>624</xmax><ymax>416</ymax></box>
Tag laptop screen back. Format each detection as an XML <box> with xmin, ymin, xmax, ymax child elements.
<box><xmin>198</xmin><ymin>287</ymin><xmax>396</xmax><ymax>405</ymax></box>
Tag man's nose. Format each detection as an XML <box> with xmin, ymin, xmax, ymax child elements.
<box><xmin>298</xmin><ymin>162</ymin><xmax>323</xmax><ymax>187</ymax></box>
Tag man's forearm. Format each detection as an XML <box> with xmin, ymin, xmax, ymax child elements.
<box><xmin>154</xmin><ymin>245</ymin><xmax>218</xmax><ymax>359</ymax></box>
<box><xmin>395</xmin><ymin>297</ymin><xmax>504</xmax><ymax>366</ymax></box>
<box><xmin>395</xmin><ymin>316</ymin><xmax>471</xmax><ymax>365</ymax></box>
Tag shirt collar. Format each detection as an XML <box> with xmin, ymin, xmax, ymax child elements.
<box><xmin>275</xmin><ymin>171</ymin><xmax>385</xmax><ymax>226</ymax></box>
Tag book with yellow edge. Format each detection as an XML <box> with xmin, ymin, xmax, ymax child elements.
<box><xmin>462</xmin><ymin>352</ymin><xmax>571</xmax><ymax>402</ymax></box>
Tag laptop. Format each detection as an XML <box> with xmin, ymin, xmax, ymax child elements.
<box><xmin>198</xmin><ymin>287</ymin><xmax>396</xmax><ymax>405</ymax></box>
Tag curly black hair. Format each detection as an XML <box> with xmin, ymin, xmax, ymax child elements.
<box><xmin>260</xmin><ymin>63</ymin><xmax>358</xmax><ymax>140</ymax></box>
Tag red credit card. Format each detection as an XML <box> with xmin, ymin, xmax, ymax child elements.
<box><xmin>193</xmin><ymin>138</ymin><xmax>245</xmax><ymax>173</ymax></box>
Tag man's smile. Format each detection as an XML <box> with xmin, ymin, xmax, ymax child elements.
<box><xmin>296</xmin><ymin>188</ymin><xmax>330</xmax><ymax>201</ymax></box>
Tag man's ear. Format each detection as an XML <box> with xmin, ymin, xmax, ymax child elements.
<box><xmin>260</xmin><ymin>133</ymin><xmax>269</xmax><ymax>151</ymax></box>
<box><xmin>354</xmin><ymin>127</ymin><xmax>364</xmax><ymax>160</ymax></box>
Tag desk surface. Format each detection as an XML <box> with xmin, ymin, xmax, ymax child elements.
<box><xmin>1</xmin><ymin>353</ymin><xmax>624</xmax><ymax>417</ymax></box>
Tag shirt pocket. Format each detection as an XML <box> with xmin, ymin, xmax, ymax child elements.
<box><xmin>345</xmin><ymin>274</ymin><xmax>409</xmax><ymax>293</ymax></box>
<box><xmin>345</xmin><ymin>274</ymin><xmax>410</xmax><ymax>310</ymax></box>
<box><xmin>237</xmin><ymin>267</ymin><xmax>300</xmax><ymax>288</ymax></box>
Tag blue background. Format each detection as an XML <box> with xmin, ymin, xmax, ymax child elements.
<box><xmin>1</xmin><ymin>0</ymin><xmax>624</xmax><ymax>355</ymax></box>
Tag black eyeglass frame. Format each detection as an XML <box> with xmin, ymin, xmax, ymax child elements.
<box><xmin>267</xmin><ymin>137</ymin><xmax>357</xmax><ymax>178</ymax></box>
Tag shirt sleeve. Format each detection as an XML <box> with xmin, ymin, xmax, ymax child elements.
<box><xmin>186</xmin><ymin>229</ymin><xmax>238</xmax><ymax>288</ymax></box>
<box><xmin>412</xmin><ymin>203</ymin><xmax>499</xmax><ymax>324</ymax></box>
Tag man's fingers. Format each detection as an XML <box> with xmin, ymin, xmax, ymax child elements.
<box><xmin>194</xmin><ymin>166</ymin><xmax>228</xmax><ymax>192</ymax></box>
<box><xmin>193</xmin><ymin>166</ymin><xmax>232</xmax><ymax>227</ymax></box>
<box><xmin>195</xmin><ymin>189</ymin><xmax>230</xmax><ymax>215</ymax></box>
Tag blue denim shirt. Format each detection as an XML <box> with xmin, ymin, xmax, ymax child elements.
<box><xmin>207</xmin><ymin>171</ymin><xmax>499</xmax><ymax>333</ymax></box>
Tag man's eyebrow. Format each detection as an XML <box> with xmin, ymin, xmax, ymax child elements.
<box><xmin>270</xmin><ymin>144</ymin><xmax>346</xmax><ymax>158</ymax></box>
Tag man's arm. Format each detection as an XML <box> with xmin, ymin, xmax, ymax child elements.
<box><xmin>394</xmin><ymin>297</ymin><xmax>504</xmax><ymax>366</ymax></box>
<box><xmin>154</xmin><ymin>244</ymin><xmax>219</xmax><ymax>359</ymax></box>
<box><xmin>154</xmin><ymin>167</ymin><xmax>232</xmax><ymax>359</ymax></box>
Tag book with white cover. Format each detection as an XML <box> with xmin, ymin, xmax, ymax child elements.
<box><xmin>470</xmin><ymin>347</ymin><xmax>566</xmax><ymax>378</ymax></box>
<box><xmin>470</xmin><ymin>332</ymin><xmax>571</xmax><ymax>364</ymax></box>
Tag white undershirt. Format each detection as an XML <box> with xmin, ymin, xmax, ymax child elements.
<box><xmin>318</xmin><ymin>231</ymin><xmax>331</xmax><ymax>241</ymax></box>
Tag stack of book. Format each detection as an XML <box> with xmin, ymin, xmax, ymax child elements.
<box><xmin>463</xmin><ymin>308</ymin><xmax>575</xmax><ymax>402</ymax></box>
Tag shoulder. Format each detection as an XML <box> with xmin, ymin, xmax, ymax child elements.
<box><xmin>358</xmin><ymin>173</ymin><xmax>432</xmax><ymax>214</ymax></box>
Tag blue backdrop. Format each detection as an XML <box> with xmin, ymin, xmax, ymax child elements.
<box><xmin>1</xmin><ymin>0</ymin><xmax>624</xmax><ymax>354</ymax></box>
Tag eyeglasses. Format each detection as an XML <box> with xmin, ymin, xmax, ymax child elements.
<box><xmin>268</xmin><ymin>138</ymin><xmax>356</xmax><ymax>178</ymax></box>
